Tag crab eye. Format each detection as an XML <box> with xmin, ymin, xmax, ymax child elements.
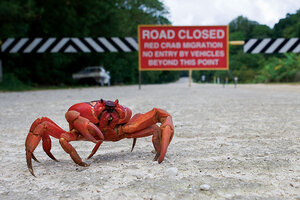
<box><xmin>100</xmin><ymin>99</ymin><xmax>105</xmax><ymax>106</ymax></box>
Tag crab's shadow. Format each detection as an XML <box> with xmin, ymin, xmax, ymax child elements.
<box><xmin>91</xmin><ymin>150</ymin><xmax>153</xmax><ymax>164</ymax></box>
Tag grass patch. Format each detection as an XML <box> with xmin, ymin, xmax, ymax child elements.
<box><xmin>0</xmin><ymin>73</ymin><xmax>33</xmax><ymax>91</ymax></box>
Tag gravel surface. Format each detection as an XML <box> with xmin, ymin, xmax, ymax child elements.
<box><xmin>0</xmin><ymin>79</ymin><xmax>300</xmax><ymax>200</ymax></box>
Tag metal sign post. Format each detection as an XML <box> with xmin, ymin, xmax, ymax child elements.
<box><xmin>188</xmin><ymin>70</ymin><xmax>192</xmax><ymax>87</ymax></box>
<box><xmin>139</xmin><ymin>70</ymin><xmax>142</xmax><ymax>90</ymax></box>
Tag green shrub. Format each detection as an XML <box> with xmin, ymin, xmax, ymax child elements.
<box><xmin>0</xmin><ymin>73</ymin><xmax>32</xmax><ymax>91</ymax></box>
<box><xmin>255</xmin><ymin>54</ymin><xmax>300</xmax><ymax>83</ymax></box>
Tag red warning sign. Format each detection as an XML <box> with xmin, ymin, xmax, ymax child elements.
<box><xmin>138</xmin><ymin>25</ymin><xmax>229</xmax><ymax>71</ymax></box>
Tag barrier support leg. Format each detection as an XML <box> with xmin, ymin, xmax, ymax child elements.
<box><xmin>139</xmin><ymin>70</ymin><xmax>142</xmax><ymax>90</ymax></box>
<box><xmin>188</xmin><ymin>70</ymin><xmax>192</xmax><ymax>87</ymax></box>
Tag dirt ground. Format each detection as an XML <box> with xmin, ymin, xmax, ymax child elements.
<box><xmin>0</xmin><ymin>79</ymin><xmax>300</xmax><ymax>200</ymax></box>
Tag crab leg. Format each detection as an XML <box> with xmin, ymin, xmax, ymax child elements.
<box><xmin>59</xmin><ymin>132</ymin><xmax>89</xmax><ymax>167</ymax></box>
<box><xmin>87</xmin><ymin>141</ymin><xmax>103</xmax><ymax>159</ymax></box>
<box><xmin>26</xmin><ymin>113</ymin><xmax>103</xmax><ymax>176</ymax></box>
<box><xmin>42</xmin><ymin>133</ymin><xmax>58</xmax><ymax>161</ymax></box>
<box><xmin>25</xmin><ymin>117</ymin><xmax>66</xmax><ymax>176</ymax></box>
<box><xmin>125</xmin><ymin>125</ymin><xmax>161</xmax><ymax>158</ymax></box>
<box><xmin>122</xmin><ymin>108</ymin><xmax>174</xmax><ymax>163</ymax></box>
<box><xmin>126</xmin><ymin>113</ymin><xmax>142</xmax><ymax>152</ymax></box>
<box><xmin>131</xmin><ymin>138</ymin><xmax>137</xmax><ymax>152</ymax></box>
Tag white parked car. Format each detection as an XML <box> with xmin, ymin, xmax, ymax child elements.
<box><xmin>72</xmin><ymin>66</ymin><xmax>110</xmax><ymax>86</ymax></box>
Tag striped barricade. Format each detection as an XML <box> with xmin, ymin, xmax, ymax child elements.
<box><xmin>0</xmin><ymin>37</ymin><xmax>138</xmax><ymax>53</ymax></box>
<box><xmin>244</xmin><ymin>38</ymin><xmax>300</xmax><ymax>54</ymax></box>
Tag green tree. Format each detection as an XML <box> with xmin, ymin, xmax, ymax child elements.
<box><xmin>274</xmin><ymin>9</ymin><xmax>300</xmax><ymax>37</ymax></box>
<box><xmin>229</xmin><ymin>16</ymin><xmax>259</xmax><ymax>39</ymax></box>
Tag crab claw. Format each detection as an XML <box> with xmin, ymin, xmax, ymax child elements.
<box><xmin>157</xmin><ymin>125</ymin><xmax>173</xmax><ymax>163</ymax></box>
<box><xmin>87</xmin><ymin>122</ymin><xmax>104</xmax><ymax>141</ymax></box>
<box><xmin>66</xmin><ymin>110</ymin><xmax>104</xmax><ymax>142</ymax></box>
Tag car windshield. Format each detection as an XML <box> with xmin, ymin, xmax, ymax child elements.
<box><xmin>80</xmin><ymin>68</ymin><xmax>100</xmax><ymax>73</ymax></box>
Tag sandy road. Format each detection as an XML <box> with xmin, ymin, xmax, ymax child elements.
<box><xmin>0</xmin><ymin>79</ymin><xmax>299</xmax><ymax>199</ymax></box>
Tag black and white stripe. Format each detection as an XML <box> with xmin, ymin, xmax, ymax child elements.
<box><xmin>1</xmin><ymin>37</ymin><xmax>138</xmax><ymax>53</ymax></box>
<box><xmin>244</xmin><ymin>38</ymin><xmax>300</xmax><ymax>54</ymax></box>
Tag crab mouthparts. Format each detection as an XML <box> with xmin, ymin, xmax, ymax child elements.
<box><xmin>106</xmin><ymin>107</ymin><xmax>115</xmax><ymax>113</ymax></box>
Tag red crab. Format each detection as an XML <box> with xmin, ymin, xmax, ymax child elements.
<box><xmin>25</xmin><ymin>99</ymin><xmax>174</xmax><ymax>176</ymax></box>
